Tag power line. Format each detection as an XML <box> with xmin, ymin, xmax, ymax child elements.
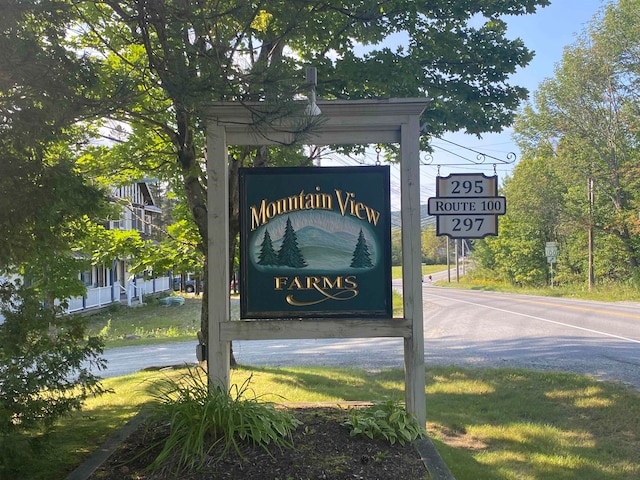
<box><xmin>425</xmin><ymin>135</ymin><xmax>517</xmax><ymax>167</ymax></box>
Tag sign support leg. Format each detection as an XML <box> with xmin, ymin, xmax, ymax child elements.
<box><xmin>400</xmin><ymin>119</ymin><xmax>426</xmax><ymax>428</ymax></box>
<box><xmin>206</xmin><ymin>124</ymin><xmax>231</xmax><ymax>391</ymax></box>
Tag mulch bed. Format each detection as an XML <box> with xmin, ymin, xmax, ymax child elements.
<box><xmin>88</xmin><ymin>407</ymin><xmax>430</xmax><ymax>480</ymax></box>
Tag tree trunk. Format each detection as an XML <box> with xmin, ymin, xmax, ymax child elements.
<box><xmin>174</xmin><ymin>105</ymin><xmax>238</xmax><ymax>367</ymax></box>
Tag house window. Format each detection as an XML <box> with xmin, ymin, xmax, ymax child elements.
<box><xmin>134</xmin><ymin>208</ymin><xmax>144</xmax><ymax>232</ymax></box>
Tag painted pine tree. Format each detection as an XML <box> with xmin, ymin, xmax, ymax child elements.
<box><xmin>350</xmin><ymin>228</ymin><xmax>373</xmax><ymax>268</ymax></box>
<box><xmin>277</xmin><ymin>217</ymin><xmax>307</xmax><ymax>268</ymax></box>
<box><xmin>257</xmin><ymin>229</ymin><xmax>279</xmax><ymax>265</ymax></box>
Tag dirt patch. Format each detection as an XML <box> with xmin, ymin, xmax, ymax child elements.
<box><xmin>88</xmin><ymin>407</ymin><xmax>430</xmax><ymax>479</ymax></box>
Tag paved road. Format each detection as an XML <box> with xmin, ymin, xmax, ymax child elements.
<box><xmin>96</xmin><ymin>279</ymin><xmax>640</xmax><ymax>389</ymax></box>
<box><xmin>421</xmin><ymin>286</ymin><xmax>640</xmax><ymax>388</ymax></box>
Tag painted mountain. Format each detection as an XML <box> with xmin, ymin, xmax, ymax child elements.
<box><xmin>250</xmin><ymin>215</ymin><xmax>379</xmax><ymax>273</ymax></box>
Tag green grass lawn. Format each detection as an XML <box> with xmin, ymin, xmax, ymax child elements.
<box><xmin>392</xmin><ymin>264</ymin><xmax>448</xmax><ymax>279</ymax></box>
<box><xmin>24</xmin><ymin>365</ymin><xmax>640</xmax><ymax>480</ymax></box>
<box><xmin>84</xmin><ymin>296</ymin><xmax>203</xmax><ymax>348</ymax></box>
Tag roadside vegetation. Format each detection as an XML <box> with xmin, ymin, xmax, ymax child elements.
<box><xmin>439</xmin><ymin>272</ymin><xmax>640</xmax><ymax>303</ymax></box>
<box><xmin>468</xmin><ymin>0</ymin><xmax>640</xmax><ymax>294</ymax></box>
<box><xmin>20</xmin><ymin>364</ymin><xmax>640</xmax><ymax>480</ymax></box>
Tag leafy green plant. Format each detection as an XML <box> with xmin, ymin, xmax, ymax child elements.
<box><xmin>146</xmin><ymin>367</ymin><xmax>302</xmax><ymax>473</ymax></box>
<box><xmin>343</xmin><ymin>400</ymin><xmax>425</xmax><ymax>446</ymax></box>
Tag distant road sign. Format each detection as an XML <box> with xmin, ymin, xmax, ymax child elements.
<box><xmin>545</xmin><ymin>242</ymin><xmax>558</xmax><ymax>263</ymax></box>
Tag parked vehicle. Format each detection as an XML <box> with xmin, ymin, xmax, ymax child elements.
<box><xmin>173</xmin><ymin>276</ymin><xmax>199</xmax><ymax>293</ymax></box>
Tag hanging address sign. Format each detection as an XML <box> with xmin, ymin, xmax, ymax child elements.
<box><xmin>428</xmin><ymin>173</ymin><xmax>507</xmax><ymax>238</ymax></box>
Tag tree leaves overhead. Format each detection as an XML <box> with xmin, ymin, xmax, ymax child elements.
<box><xmin>64</xmin><ymin>0</ymin><xmax>549</xmax><ymax>139</ymax></box>
<box><xmin>2</xmin><ymin>0</ymin><xmax>549</xmax><ymax>345</ymax></box>
<box><xmin>316</xmin><ymin>0</ymin><xmax>542</xmax><ymax>135</ymax></box>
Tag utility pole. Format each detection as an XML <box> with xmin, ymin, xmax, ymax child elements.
<box><xmin>461</xmin><ymin>239</ymin><xmax>466</xmax><ymax>276</ymax></box>
<box><xmin>455</xmin><ymin>239</ymin><xmax>459</xmax><ymax>282</ymax></box>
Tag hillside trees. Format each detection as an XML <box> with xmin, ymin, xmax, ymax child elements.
<box><xmin>473</xmin><ymin>156</ymin><xmax>563</xmax><ymax>285</ymax></box>
<box><xmin>421</xmin><ymin>227</ymin><xmax>448</xmax><ymax>265</ymax></box>
<box><xmin>483</xmin><ymin>0</ymin><xmax>640</xmax><ymax>286</ymax></box>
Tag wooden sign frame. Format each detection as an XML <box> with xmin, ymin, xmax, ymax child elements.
<box><xmin>204</xmin><ymin>99</ymin><xmax>428</xmax><ymax>428</ymax></box>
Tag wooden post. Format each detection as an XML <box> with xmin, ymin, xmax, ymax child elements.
<box><xmin>400</xmin><ymin>117</ymin><xmax>426</xmax><ymax>428</ymax></box>
<box><xmin>206</xmin><ymin>124</ymin><xmax>231</xmax><ymax>390</ymax></box>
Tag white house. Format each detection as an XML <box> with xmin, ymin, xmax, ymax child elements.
<box><xmin>0</xmin><ymin>180</ymin><xmax>172</xmax><ymax>324</ymax></box>
<box><xmin>64</xmin><ymin>180</ymin><xmax>172</xmax><ymax>313</ymax></box>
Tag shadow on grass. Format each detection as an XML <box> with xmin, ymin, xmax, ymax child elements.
<box><xmin>230</xmin><ymin>364</ymin><xmax>639</xmax><ymax>478</ymax></box>
<box><xmin>226</xmin><ymin>364</ymin><xmax>640</xmax><ymax>480</ymax></box>
<box><xmin>236</xmin><ymin>364</ymin><xmax>408</xmax><ymax>403</ymax></box>
<box><xmin>424</xmin><ymin>366</ymin><xmax>640</xmax><ymax>480</ymax></box>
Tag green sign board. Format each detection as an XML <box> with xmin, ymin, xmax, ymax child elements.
<box><xmin>239</xmin><ymin>166</ymin><xmax>392</xmax><ymax>319</ymax></box>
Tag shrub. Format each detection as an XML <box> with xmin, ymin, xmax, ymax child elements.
<box><xmin>146</xmin><ymin>367</ymin><xmax>302</xmax><ymax>473</ymax></box>
<box><xmin>344</xmin><ymin>400</ymin><xmax>425</xmax><ymax>446</ymax></box>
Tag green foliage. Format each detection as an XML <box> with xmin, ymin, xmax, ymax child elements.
<box><xmin>0</xmin><ymin>282</ymin><xmax>106</xmax><ymax>476</ymax></box>
<box><xmin>506</xmin><ymin>0</ymin><xmax>640</xmax><ymax>287</ymax></box>
<box><xmin>146</xmin><ymin>368</ymin><xmax>302</xmax><ymax>473</ymax></box>
<box><xmin>0</xmin><ymin>150</ymin><xmax>110</xmax><ymax>272</ymax></box>
<box><xmin>421</xmin><ymin>227</ymin><xmax>448</xmax><ymax>264</ymax></box>
<box><xmin>471</xmin><ymin>156</ymin><xmax>565</xmax><ymax>286</ymax></box>
<box><xmin>343</xmin><ymin>400</ymin><xmax>425</xmax><ymax>446</ymax></box>
<box><xmin>0</xmin><ymin>6</ymin><xmax>111</xmax><ymax>470</ymax></box>
<box><xmin>391</xmin><ymin>229</ymin><xmax>402</xmax><ymax>266</ymax></box>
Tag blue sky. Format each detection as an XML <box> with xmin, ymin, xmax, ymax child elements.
<box><xmin>426</xmin><ymin>0</ymin><xmax>606</xmax><ymax>194</ymax></box>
